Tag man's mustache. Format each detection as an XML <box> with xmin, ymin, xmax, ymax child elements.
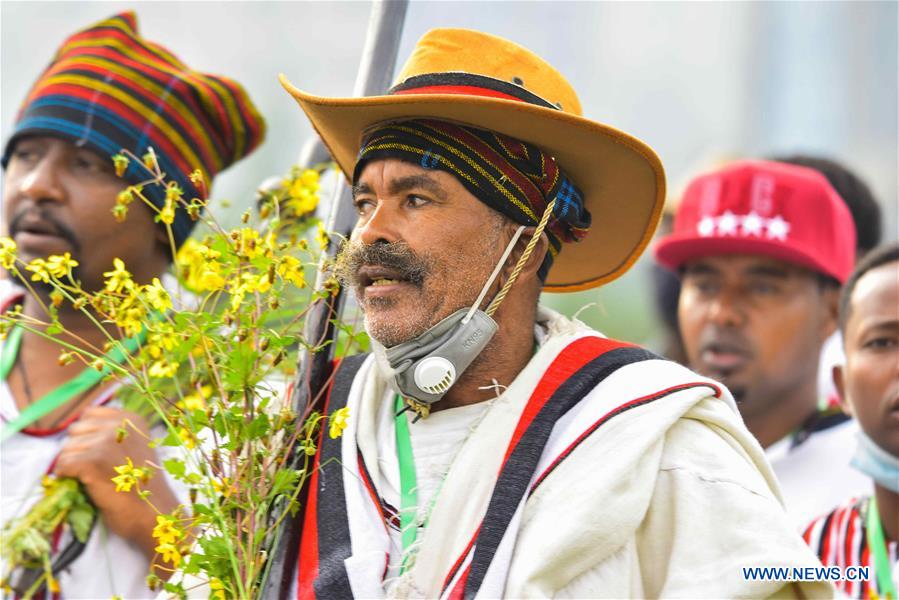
<box><xmin>8</xmin><ymin>208</ymin><xmax>82</xmax><ymax>253</ymax></box>
<box><xmin>335</xmin><ymin>240</ymin><xmax>430</xmax><ymax>289</ymax></box>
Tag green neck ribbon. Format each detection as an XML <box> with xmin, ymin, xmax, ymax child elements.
<box><xmin>0</xmin><ymin>324</ymin><xmax>145</xmax><ymax>442</ymax></box>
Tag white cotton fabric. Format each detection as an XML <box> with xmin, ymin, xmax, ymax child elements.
<box><xmin>0</xmin><ymin>284</ymin><xmax>190</xmax><ymax>599</ymax></box>
<box><xmin>0</xmin><ymin>380</ymin><xmax>189</xmax><ymax>599</ymax></box>
<box><xmin>331</xmin><ymin>306</ymin><xmax>835</xmax><ymax>599</ymax></box>
<box><xmin>767</xmin><ymin>417</ymin><xmax>871</xmax><ymax>528</ymax></box>
<box><xmin>375</xmin><ymin>396</ymin><xmax>491</xmax><ymax>585</ymax></box>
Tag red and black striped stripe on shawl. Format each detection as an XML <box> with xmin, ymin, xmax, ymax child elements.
<box><xmin>296</xmin><ymin>337</ymin><xmax>708</xmax><ymax>599</ymax></box>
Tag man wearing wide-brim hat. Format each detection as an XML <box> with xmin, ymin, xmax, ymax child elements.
<box><xmin>281</xmin><ymin>29</ymin><xmax>831</xmax><ymax>598</ymax></box>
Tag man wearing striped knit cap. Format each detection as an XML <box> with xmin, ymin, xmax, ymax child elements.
<box><xmin>279</xmin><ymin>29</ymin><xmax>829</xmax><ymax>598</ymax></box>
<box><xmin>0</xmin><ymin>12</ymin><xmax>264</xmax><ymax>597</ymax></box>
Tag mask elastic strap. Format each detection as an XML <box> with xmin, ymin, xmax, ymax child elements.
<box><xmin>462</xmin><ymin>225</ymin><xmax>527</xmax><ymax>324</ymax></box>
<box><xmin>485</xmin><ymin>199</ymin><xmax>557</xmax><ymax>317</ymax></box>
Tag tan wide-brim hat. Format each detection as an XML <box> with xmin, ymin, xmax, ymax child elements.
<box><xmin>280</xmin><ymin>28</ymin><xmax>665</xmax><ymax>292</ymax></box>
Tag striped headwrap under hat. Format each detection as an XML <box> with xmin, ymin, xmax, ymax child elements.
<box><xmin>353</xmin><ymin>119</ymin><xmax>591</xmax><ymax>280</ymax></box>
<box><xmin>1</xmin><ymin>11</ymin><xmax>266</xmax><ymax>247</ymax></box>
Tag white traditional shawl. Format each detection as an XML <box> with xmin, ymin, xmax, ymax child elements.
<box><xmin>295</xmin><ymin>308</ymin><xmax>833</xmax><ymax>599</ymax></box>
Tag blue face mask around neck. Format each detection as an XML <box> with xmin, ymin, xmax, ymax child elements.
<box><xmin>851</xmin><ymin>430</ymin><xmax>899</xmax><ymax>493</ymax></box>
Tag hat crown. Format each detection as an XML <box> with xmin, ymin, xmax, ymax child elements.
<box><xmin>656</xmin><ymin>160</ymin><xmax>857</xmax><ymax>283</ymax></box>
<box><xmin>394</xmin><ymin>28</ymin><xmax>583</xmax><ymax>115</ymax></box>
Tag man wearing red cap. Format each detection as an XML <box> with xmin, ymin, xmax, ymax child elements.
<box><xmin>0</xmin><ymin>12</ymin><xmax>265</xmax><ymax>597</ymax></box>
<box><xmin>655</xmin><ymin>159</ymin><xmax>868</xmax><ymax>526</ymax></box>
<box><xmin>280</xmin><ymin>31</ymin><xmax>830</xmax><ymax>598</ymax></box>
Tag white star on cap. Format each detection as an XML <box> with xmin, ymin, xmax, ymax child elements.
<box><xmin>697</xmin><ymin>216</ymin><xmax>716</xmax><ymax>237</ymax></box>
<box><xmin>741</xmin><ymin>212</ymin><xmax>764</xmax><ymax>237</ymax></box>
<box><xmin>766</xmin><ymin>215</ymin><xmax>791</xmax><ymax>241</ymax></box>
<box><xmin>717</xmin><ymin>211</ymin><xmax>739</xmax><ymax>236</ymax></box>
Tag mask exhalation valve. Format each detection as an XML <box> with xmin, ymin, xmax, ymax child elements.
<box><xmin>413</xmin><ymin>357</ymin><xmax>457</xmax><ymax>394</ymax></box>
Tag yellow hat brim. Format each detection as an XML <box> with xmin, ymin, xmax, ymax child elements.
<box><xmin>280</xmin><ymin>74</ymin><xmax>665</xmax><ymax>292</ymax></box>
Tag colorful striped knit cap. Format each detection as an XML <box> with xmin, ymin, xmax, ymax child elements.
<box><xmin>354</xmin><ymin>119</ymin><xmax>591</xmax><ymax>280</ymax></box>
<box><xmin>1</xmin><ymin>12</ymin><xmax>266</xmax><ymax>247</ymax></box>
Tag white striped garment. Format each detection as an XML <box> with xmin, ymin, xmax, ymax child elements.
<box><xmin>803</xmin><ymin>496</ymin><xmax>898</xmax><ymax>598</ymax></box>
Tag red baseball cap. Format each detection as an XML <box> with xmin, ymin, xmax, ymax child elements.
<box><xmin>654</xmin><ymin>160</ymin><xmax>857</xmax><ymax>283</ymax></box>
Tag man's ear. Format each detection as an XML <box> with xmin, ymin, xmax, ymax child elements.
<box><xmin>833</xmin><ymin>364</ymin><xmax>853</xmax><ymax>417</ymax></box>
<box><xmin>819</xmin><ymin>285</ymin><xmax>840</xmax><ymax>342</ymax></box>
<box><xmin>503</xmin><ymin>224</ymin><xmax>549</xmax><ymax>283</ymax></box>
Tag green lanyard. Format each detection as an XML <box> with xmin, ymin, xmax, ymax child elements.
<box><xmin>0</xmin><ymin>324</ymin><xmax>145</xmax><ymax>442</ymax></box>
<box><xmin>867</xmin><ymin>495</ymin><xmax>898</xmax><ymax>599</ymax></box>
<box><xmin>394</xmin><ymin>395</ymin><xmax>419</xmax><ymax>574</ymax></box>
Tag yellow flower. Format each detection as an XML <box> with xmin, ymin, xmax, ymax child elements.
<box><xmin>316</xmin><ymin>222</ymin><xmax>330</xmax><ymax>251</ymax></box>
<box><xmin>199</xmin><ymin>269</ymin><xmax>226</xmax><ymax>290</ymax></box>
<box><xmin>25</xmin><ymin>258</ymin><xmax>51</xmax><ymax>283</ymax></box>
<box><xmin>177</xmin><ymin>427</ymin><xmax>196</xmax><ymax>449</ymax></box>
<box><xmin>0</xmin><ymin>237</ymin><xmax>17</xmax><ymax>269</ymax></box>
<box><xmin>112</xmin><ymin>153</ymin><xmax>129</xmax><ymax>177</ymax></box>
<box><xmin>143</xmin><ymin>278</ymin><xmax>172</xmax><ymax>312</ymax></box>
<box><xmin>154</xmin><ymin>542</ymin><xmax>181</xmax><ymax>567</ymax></box>
<box><xmin>329</xmin><ymin>407</ymin><xmax>350</xmax><ymax>439</ymax></box>
<box><xmin>146</xmin><ymin>327</ymin><xmax>178</xmax><ymax>359</ymax></box>
<box><xmin>112</xmin><ymin>296</ymin><xmax>147</xmax><ymax>338</ymax></box>
<box><xmin>148</xmin><ymin>358</ymin><xmax>179</xmax><ymax>379</ymax></box>
<box><xmin>188</xmin><ymin>169</ymin><xmax>205</xmax><ymax>187</ymax></box>
<box><xmin>116</xmin><ymin>187</ymin><xmax>135</xmax><ymax>206</ymax></box>
<box><xmin>175</xmin><ymin>239</ymin><xmax>226</xmax><ymax>292</ymax></box>
<box><xmin>285</xmin><ymin>169</ymin><xmax>320</xmax><ymax>216</ymax></box>
<box><xmin>212</xmin><ymin>476</ymin><xmax>232</xmax><ymax>497</ymax></box>
<box><xmin>278</xmin><ymin>255</ymin><xmax>306</xmax><ymax>288</ymax></box>
<box><xmin>210</xmin><ymin>578</ymin><xmax>227</xmax><ymax>600</ymax></box>
<box><xmin>300</xmin><ymin>168</ymin><xmax>320</xmax><ymax>188</ymax></box>
<box><xmin>45</xmin><ymin>252</ymin><xmax>79</xmax><ymax>279</ymax></box>
<box><xmin>103</xmin><ymin>258</ymin><xmax>134</xmax><ymax>293</ymax></box>
<box><xmin>236</xmin><ymin>227</ymin><xmax>261</xmax><ymax>260</ymax></box>
<box><xmin>179</xmin><ymin>385</ymin><xmax>212</xmax><ymax>412</ymax></box>
<box><xmin>112</xmin><ymin>204</ymin><xmax>129</xmax><ymax>222</ymax></box>
<box><xmin>245</xmin><ymin>272</ymin><xmax>272</xmax><ymax>294</ymax></box>
<box><xmin>112</xmin><ymin>457</ymin><xmax>143</xmax><ymax>492</ymax></box>
<box><xmin>165</xmin><ymin>183</ymin><xmax>184</xmax><ymax>205</ymax></box>
<box><xmin>158</xmin><ymin>202</ymin><xmax>176</xmax><ymax>225</ymax></box>
<box><xmin>142</xmin><ymin>149</ymin><xmax>158</xmax><ymax>171</ymax></box>
<box><xmin>152</xmin><ymin>514</ymin><xmax>183</xmax><ymax>546</ymax></box>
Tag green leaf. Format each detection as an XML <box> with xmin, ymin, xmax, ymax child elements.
<box><xmin>247</xmin><ymin>413</ymin><xmax>270</xmax><ymax>440</ymax></box>
<box><xmin>162</xmin><ymin>581</ymin><xmax>187</xmax><ymax>599</ymax></box>
<box><xmin>160</xmin><ymin>430</ymin><xmax>180</xmax><ymax>447</ymax></box>
<box><xmin>189</xmin><ymin>408</ymin><xmax>209</xmax><ymax>428</ymax></box>
<box><xmin>223</xmin><ymin>344</ymin><xmax>259</xmax><ymax>391</ymax></box>
<box><xmin>66</xmin><ymin>495</ymin><xmax>95</xmax><ymax>543</ymax></box>
<box><xmin>271</xmin><ymin>469</ymin><xmax>301</xmax><ymax>497</ymax></box>
<box><xmin>163</xmin><ymin>458</ymin><xmax>186</xmax><ymax>479</ymax></box>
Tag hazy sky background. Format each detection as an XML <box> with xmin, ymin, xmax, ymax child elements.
<box><xmin>2</xmin><ymin>1</ymin><xmax>896</xmax><ymax>346</ymax></box>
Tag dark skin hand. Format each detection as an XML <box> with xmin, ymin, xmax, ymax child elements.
<box><xmin>53</xmin><ymin>406</ymin><xmax>181</xmax><ymax>564</ymax></box>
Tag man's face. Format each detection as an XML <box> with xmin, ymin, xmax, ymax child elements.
<box><xmin>3</xmin><ymin>136</ymin><xmax>166</xmax><ymax>291</ymax></box>
<box><xmin>678</xmin><ymin>254</ymin><xmax>837</xmax><ymax>417</ymax></box>
<box><xmin>836</xmin><ymin>261</ymin><xmax>899</xmax><ymax>456</ymax></box>
<box><xmin>340</xmin><ymin>159</ymin><xmax>508</xmax><ymax>347</ymax></box>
